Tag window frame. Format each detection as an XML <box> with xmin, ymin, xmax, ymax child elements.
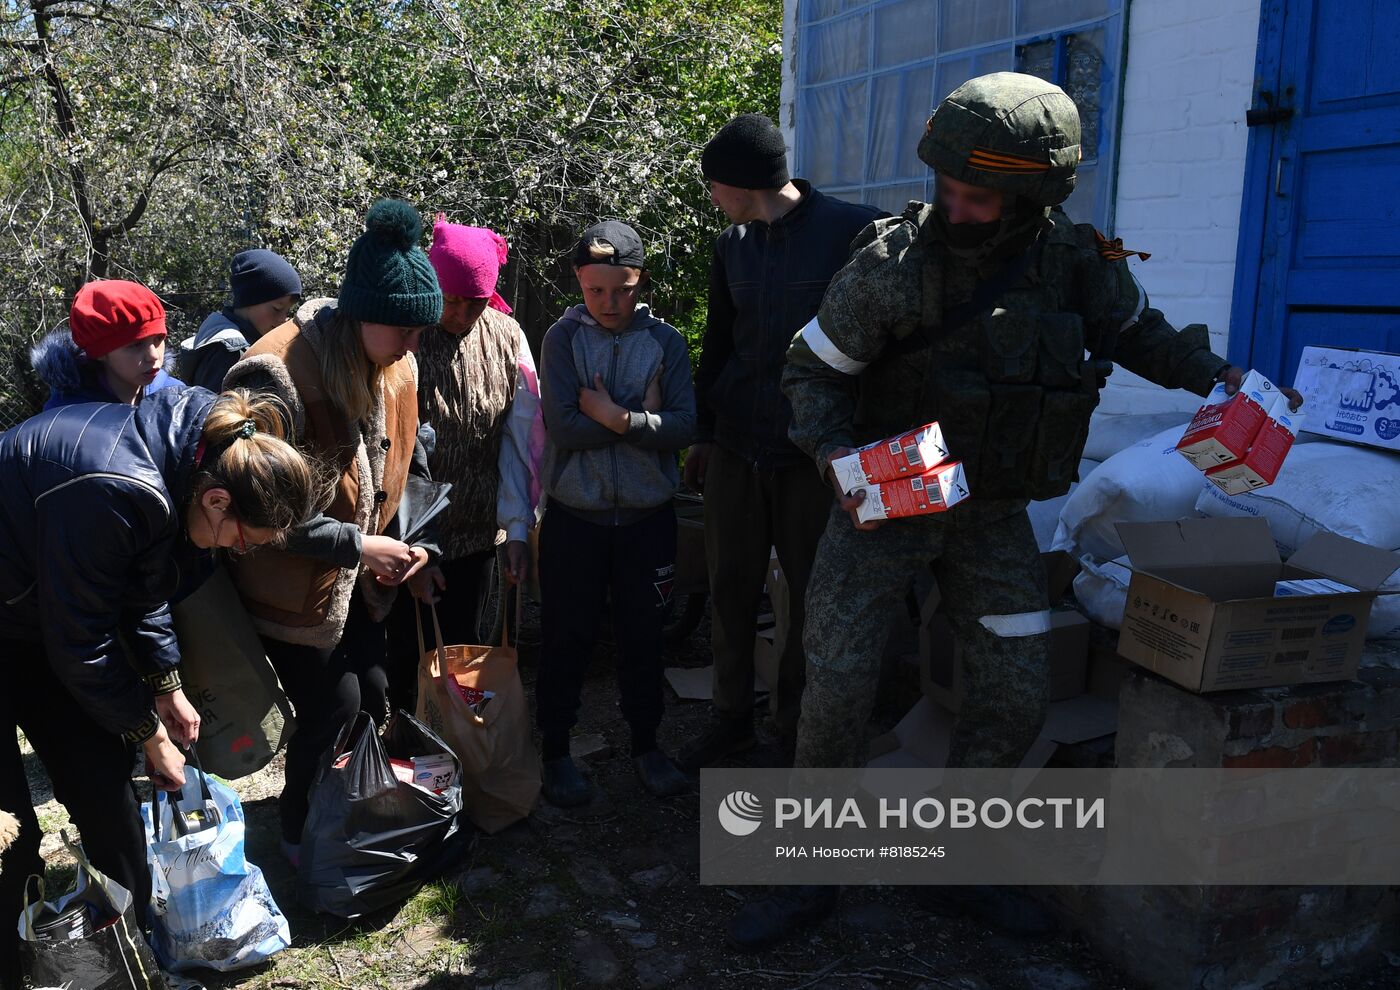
<box><xmin>794</xmin><ymin>0</ymin><xmax>1128</xmax><ymax>228</ymax></box>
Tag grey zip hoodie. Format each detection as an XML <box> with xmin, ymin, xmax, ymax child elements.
<box><xmin>540</xmin><ymin>303</ymin><xmax>696</xmax><ymax>525</ymax></box>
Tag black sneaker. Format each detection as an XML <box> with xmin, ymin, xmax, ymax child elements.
<box><xmin>677</xmin><ymin>717</ymin><xmax>756</xmax><ymax>771</ymax></box>
<box><xmin>728</xmin><ymin>885</ymin><xmax>838</xmax><ymax>951</ymax></box>
<box><xmin>634</xmin><ymin>749</ymin><xmax>689</xmax><ymax>797</ymax></box>
<box><xmin>541</xmin><ymin>756</ymin><xmax>591</xmax><ymax>808</ymax></box>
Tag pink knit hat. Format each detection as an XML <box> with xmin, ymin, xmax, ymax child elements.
<box><xmin>428</xmin><ymin>215</ymin><xmax>512</xmax><ymax>314</ymax></box>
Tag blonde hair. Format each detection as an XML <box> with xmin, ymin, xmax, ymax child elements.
<box><xmin>319</xmin><ymin>309</ymin><xmax>382</xmax><ymax>425</ymax></box>
<box><xmin>586</xmin><ymin>239</ymin><xmax>616</xmax><ymax>262</ymax></box>
<box><xmin>199</xmin><ymin>390</ymin><xmax>328</xmax><ymax>536</ymax></box>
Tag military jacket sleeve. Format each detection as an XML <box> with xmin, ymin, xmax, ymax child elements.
<box><xmin>1070</xmin><ymin>224</ymin><xmax>1229</xmax><ymax>397</ymax></box>
<box><xmin>782</xmin><ymin>217</ymin><xmax>924</xmax><ymax>472</ymax></box>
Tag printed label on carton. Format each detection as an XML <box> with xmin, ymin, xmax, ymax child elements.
<box><xmin>832</xmin><ymin>423</ymin><xmax>950</xmax><ymax>494</ymax></box>
<box><xmin>855</xmin><ymin>462</ymin><xmax>969</xmax><ymax>523</ymax></box>
<box><xmin>411</xmin><ymin>753</ymin><xmax>457</xmax><ymax>793</ymax></box>
<box><xmin>1275</xmin><ymin>578</ymin><xmax>1357</xmax><ymax>598</ymax></box>
<box><xmin>1176</xmin><ymin>371</ymin><xmax>1277</xmax><ymax>470</ymax></box>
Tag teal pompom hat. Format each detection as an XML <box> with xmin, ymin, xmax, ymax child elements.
<box><xmin>338</xmin><ymin>199</ymin><xmax>443</xmax><ymax>327</ymax></box>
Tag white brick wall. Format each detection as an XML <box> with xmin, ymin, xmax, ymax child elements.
<box><xmin>1101</xmin><ymin>0</ymin><xmax>1261</xmax><ymax>415</ymax></box>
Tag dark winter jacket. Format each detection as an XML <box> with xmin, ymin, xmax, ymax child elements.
<box><xmin>540</xmin><ymin>303</ymin><xmax>695</xmax><ymax>526</ymax></box>
<box><xmin>0</xmin><ymin>388</ymin><xmax>220</xmax><ymax>744</ymax></box>
<box><xmin>177</xmin><ymin>307</ymin><xmax>259</xmax><ymax>393</ymax></box>
<box><xmin>31</xmin><ymin>328</ymin><xmax>185</xmax><ymax>411</ymax></box>
<box><xmin>695</xmin><ymin>181</ymin><xmax>882</xmax><ymax>468</ymax></box>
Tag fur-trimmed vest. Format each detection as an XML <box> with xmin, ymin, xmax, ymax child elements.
<box><xmin>224</xmin><ymin>299</ymin><xmax>419</xmax><ymax>647</ymax></box>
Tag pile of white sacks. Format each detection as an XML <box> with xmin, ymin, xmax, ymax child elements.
<box><xmin>1040</xmin><ymin>411</ymin><xmax>1400</xmax><ymax>641</ymax></box>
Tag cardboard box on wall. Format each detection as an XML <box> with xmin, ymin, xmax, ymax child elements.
<box><xmin>1294</xmin><ymin>345</ymin><xmax>1400</xmax><ymax>453</ymax></box>
<box><xmin>919</xmin><ymin>551</ymin><xmax>1089</xmax><ymax>713</ymax></box>
<box><xmin>1113</xmin><ymin>518</ymin><xmax>1400</xmax><ymax>693</ymax></box>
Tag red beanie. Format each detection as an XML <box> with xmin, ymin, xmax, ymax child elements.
<box><xmin>70</xmin><ymin>280</ymin><xmax>167</xmax><ymax>359</ymax></box>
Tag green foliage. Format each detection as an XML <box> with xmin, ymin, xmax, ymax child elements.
<box><xmin>0</xmin><ymin>0</ymin><xmax>782</xmax><ymax>395</ymax></box>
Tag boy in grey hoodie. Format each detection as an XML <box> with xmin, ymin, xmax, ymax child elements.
<box><xmin>537</xmin><ymin>220</ymin><xmax>697</xmax><ymax>806</ymax></box>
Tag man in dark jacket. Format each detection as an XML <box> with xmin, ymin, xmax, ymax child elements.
<box><xmin>678</xmin><ymin>114</ymin><xmax>883</xmax><ymax>769</ymax></box>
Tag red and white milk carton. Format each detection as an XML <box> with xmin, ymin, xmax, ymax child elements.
<box><xmin>831</xmin><ymin>423</ymin><xmax>950</xmax><ymax>495</ymax></box>
<box><xmin>1175</xmin><ymin>370</ymin><xmax>1279</xmax><ymax>470</ymax></box>
<box><xmin>855</xmin><ymin>461</ymin><xmax>970</xmax><ymax>524</ymax></box>
<box><xmin>1204</xmin><ymin>392</ymin><xmax>1304</xmax><ymax>495</ymax></box>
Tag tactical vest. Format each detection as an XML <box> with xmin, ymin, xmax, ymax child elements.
<box><xmin>855</xmin><ymin>206</ymin><xmax>1110</xmax><ymax>502</ymax></box>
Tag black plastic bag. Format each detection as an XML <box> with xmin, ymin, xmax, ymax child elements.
<box><xmin>297</xmin><ymin>710</ymin><xmax>465</xmax><ymax>918</ymax></box>
<box><xmin>386</xmin><ymin>475</ymin><xmax>452</xmax><ymax>547</ymax></box>
<box><xmin>19</xmin><ymin>833</ymin><xmax>163</xmax><ymax>990</ymax></box>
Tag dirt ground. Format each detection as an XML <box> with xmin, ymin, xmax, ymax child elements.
<box><xmin>26</xmin><ymin>599</ymin><xmax>1399</xmax><ymax>990</ymax></box>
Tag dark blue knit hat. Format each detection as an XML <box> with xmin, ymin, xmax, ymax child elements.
<box><xmin>230</xmin><ymin>249</ymin><xmax>302</xmax><ymax>308</ymax></box>
<box><xmin>338</xmin><ymin>200</ymin><xmax>443</xmax><ymax>327</ymax></box>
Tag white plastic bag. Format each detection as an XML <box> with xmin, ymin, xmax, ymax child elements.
<box><xmin>1072</xmin><ymin>555</ymin><xmax>1133</xmax><ymax>629</ymax></box>
<box><xmin>1082</xmin><ymin>410</ymin><xmax>1192</xmax><ymax>463</ymax></box>
<box><xmin>141</xmin><ymin>754</ymin><xmax>290</xmax><ymax>972</ymax></box>
<box><xmin>1193</xmin><ymin>441</ymin><xmax>1400</xmax><ymax>556</ymax></box>
<box><xmin>1052</xmin><ymin>425</ymin><xmax>1209</xmax><ymax>564</ymax></box>
<box><xmin>1027</xmin><ymin>458</ymin><xmax>1101</xmax><ymax>551</ymax></box>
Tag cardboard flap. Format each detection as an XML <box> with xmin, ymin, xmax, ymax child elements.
<box><xmin>1288</xmin><ymin>531</ymin><xmax>1400</xmax><ymax>592</ymax></box>
<box><xmin>1117</xmin><ymin>518</ymin><xmax>1277</xmax><ymax>570</ymax></box>
<box><xmin>1116</xmin><ymin>518</ymin><xmax>1279</xmax><ymax>599</ymax></box>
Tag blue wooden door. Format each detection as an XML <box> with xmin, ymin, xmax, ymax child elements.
<box><xmin>1229</xmin><ymin>0</ymin><xmax>1400</xmax><ymax>385</ymax></box>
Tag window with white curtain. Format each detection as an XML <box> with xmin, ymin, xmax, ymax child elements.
<box><xmin>794</xmin><ymin>0</ymin><xmax>1126</xmax><ymax>227</ymax></box>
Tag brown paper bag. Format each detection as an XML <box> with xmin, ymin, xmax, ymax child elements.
<box><xmin>414</xmin><ymin>589</ymin><xmax>540</xmax><ymax>833</ymax></box>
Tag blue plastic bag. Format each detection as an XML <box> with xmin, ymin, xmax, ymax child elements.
<box><xmin>140</xmin><ymin>751</ymin><xmax>291</xmax><ymax>972</ymax></box>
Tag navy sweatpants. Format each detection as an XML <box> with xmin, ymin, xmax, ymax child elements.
<box><xmin>536</xmin><ymin>502</ymin><xmax>677</xmax><ymax>761</ymax></box>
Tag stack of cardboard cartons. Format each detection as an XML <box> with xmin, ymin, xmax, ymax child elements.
<box><xmin>868</xmin><ymin>551</ymin><xmax>1120</xmax><ymax>773</ymax></box>
<box><xmin>919</xmin><ymin>551</ymin><xmax>1092</xmax><ymax>713</ymax></box>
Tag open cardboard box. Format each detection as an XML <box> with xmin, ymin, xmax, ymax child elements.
<box><xmin>919</xmin><ymin>551</ymin><xmax>1088</xmax><ymax>713</ymax></box>
<box><xmin>1113</xmin><ymin>517</ymin><xmax>1400</xmax><ymax>692</ymax></box>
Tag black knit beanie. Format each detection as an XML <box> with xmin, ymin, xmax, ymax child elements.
<box><xmin>701</xmin><ymin>114</ymin><xmax>791</xmax><ymax>190</ymax></box>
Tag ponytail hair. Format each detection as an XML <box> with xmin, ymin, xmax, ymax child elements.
<box><xmin>196</xmin><ymin>389</ymin><xmax>328</xmax><ymax>535</ymax></box>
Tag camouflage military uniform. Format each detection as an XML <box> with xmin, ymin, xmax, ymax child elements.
<box><xmin>781</xmin><ymin>73</ymin><xmax>1230</xmax><ymax>770</ymax></box>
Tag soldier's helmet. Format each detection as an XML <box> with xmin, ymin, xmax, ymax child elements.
<box><xmin>918</xmin><ymin>72</ymin><xmax>1081</xmax><ymax>207</ymax></box>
